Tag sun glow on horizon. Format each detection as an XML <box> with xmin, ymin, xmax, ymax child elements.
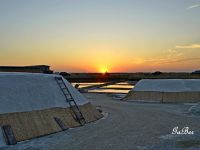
<box><xmin>99</xmin><ymin>66</ymin><xmax>108</xmax><ymax>73</ymax></box>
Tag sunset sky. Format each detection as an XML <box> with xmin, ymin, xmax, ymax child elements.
<box><xmin>0</xmin><ymin>0</ymin><xmax>200</xmax><ymax>72</ymax></box>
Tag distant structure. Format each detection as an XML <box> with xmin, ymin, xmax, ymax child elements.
<box><xmin>59</xmin><ymin>72</ymin><xmax>71</xmax><ymax>76</ymax></box>
<box><xmin>192</xmin><ymin>70</ymin><xmax>200</xmax><ymax>74</ymax></box>
<box><xmin>0</xmin><ymin>65</ymin><xmax>53</xmax><ymax>74</ymax></box>
<box><xmin>152</xmin><ymin>71</ymin><xmax>162</xmax><ymax>75</ymax></box>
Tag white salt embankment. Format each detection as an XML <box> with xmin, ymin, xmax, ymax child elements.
<box><xmin>0</xmin><ymin>72</ymin><xmax>102</xmax><ymax>145</ymax></box>
<box><xmin>124</xmin><ymin>79</ymin><xmax>200</xmax><ymax>103</ymax></box>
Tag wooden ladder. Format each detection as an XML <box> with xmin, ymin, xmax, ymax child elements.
<box><xmin>55</xmin><ymin>77</ymin><xmax>86</xmax><ymax>125</ymax></box>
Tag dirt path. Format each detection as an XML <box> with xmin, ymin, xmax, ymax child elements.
<box><xmin>2</xmin><ymin>93</ymin><xmax>200</xmax><ymax>150</ymax></box>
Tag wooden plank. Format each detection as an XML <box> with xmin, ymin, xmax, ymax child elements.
<box><xmin>54</xmin><ymin>117</ymin><xmax>68</xmax><ymax>131</ymax></box>
<box><xmin>0</xmin><ymin>127</ymin><xmax>6</xmax><ymax>147</ymax></box>
<box><xmin>1</xmin><ymin>125</ymin><xmax>17</xmax><ymax>145</ymax></box>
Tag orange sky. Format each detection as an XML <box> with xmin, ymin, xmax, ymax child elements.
<box><xmin>0</xmin><ymin>1</ymin><xmax>200</xmax><ymax>72</ymax></box>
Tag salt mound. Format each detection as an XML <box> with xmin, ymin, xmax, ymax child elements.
<box><xmin>133</xmin><ymin>79</ymin><xmax>200</xmax><ymax>92</ymax></box>
<box><xmin>0</xmin><ymin>72</ymin><xmax>102</xmax><ymax>145</ymax></box>
<box><xmin>0</xmin><ymin>72</ymin><xmax>88</xmax><ymax>114</ymax></box>
<box><xmin>124</xmin><ymin>79</ymin><xmax>200</xmax><ymax>103</ymax></box>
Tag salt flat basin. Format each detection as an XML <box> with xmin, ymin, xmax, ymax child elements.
<box><xmin>71</xmin><ymin>82</ymin><xmax>105</xmax><ymax>88</ymax></box>
<box><xmin>101</xmin><ymin>84</ymin><xmax>133</xmax><ymax>89</ymax></box>
<box><xmin>88</xmin><ymin>88</ymin><xmax>130</xmax><ymax>94</ymax></box>
<box><xmin>72</xmin><ymin>82</ymin><xmax>134</xmax><ymax>94</ymax></box>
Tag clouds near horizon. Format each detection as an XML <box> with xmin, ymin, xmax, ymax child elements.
<box><xmin>188</xmin><ymin>4</ymin><xmax>200</xmax><ymax>9</ymax></box>
<box><xmin>175</xmin><ymin>44</ymin><xmax>200</xmax><ymax>49</ymax></box>
<box><xmin>131</xmin><ymin>43</ymin><xmax>200</xmax><ymax>71</ymax></box>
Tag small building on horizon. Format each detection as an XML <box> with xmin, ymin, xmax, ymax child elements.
<box><xmin>192</xmin><ymin>70</ymin><xmax>200</xmax><ymax>74</ymax></box>
<box><xmin>0</xmin><ymin>65</ymin><xmax>53</xmax><ymax>74</ymax></box>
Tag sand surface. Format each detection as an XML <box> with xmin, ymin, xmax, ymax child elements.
<box><xmin>2</xmin><ymin>93</ymin><xmax>200</xmax><ymax>150</ymax></box>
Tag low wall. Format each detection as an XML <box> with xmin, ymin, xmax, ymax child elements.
<box><xmin>0</xmin><ymin>103</ymin><xmax>103</xmax><ymax>142</ymax></box>
<box><xmin>124</xmin><ymin>91</ymin><xmax>200</xmax><ymax>103</ymax></box>
<box><xmin>124</xmin><ymin>91</ymin><xmax>162</xmax><ymax>102</ymax></box>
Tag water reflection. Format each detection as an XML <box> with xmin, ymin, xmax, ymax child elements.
<box><xmin>71</xmin><ymin>82</ymin><xmax>105</xmax><ymax>88</ymax></box>
<box><xmin>71</xmin><ymin>82</ymin><xmax>134</xmax><ymax>94</ymax></box>
<box><xmin>101</xmin><ymin>84</ymin><xmax>133</xmax><ymax>89</ymax></box>
<box><xmin>88</xmin><ymin>89</ymin><xmax>130</xmax><ymax>94</ymax></box>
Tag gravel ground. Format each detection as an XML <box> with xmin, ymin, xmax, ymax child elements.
<box><xmin>2</xmin><ymin>93</ymin><xmax>200</xmax><ymax>150</ymax></box>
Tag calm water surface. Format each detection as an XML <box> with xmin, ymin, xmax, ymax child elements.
<box><xmin>71</xmin><ymin>82</ymin><xmax>134</xmax><ymax>94</ymax></box>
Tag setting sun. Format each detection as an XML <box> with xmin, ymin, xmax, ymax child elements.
<box><xmin>100</xmin><ymin>66</ymin><xmax>108</xmax><ymax>73</ymax></box>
